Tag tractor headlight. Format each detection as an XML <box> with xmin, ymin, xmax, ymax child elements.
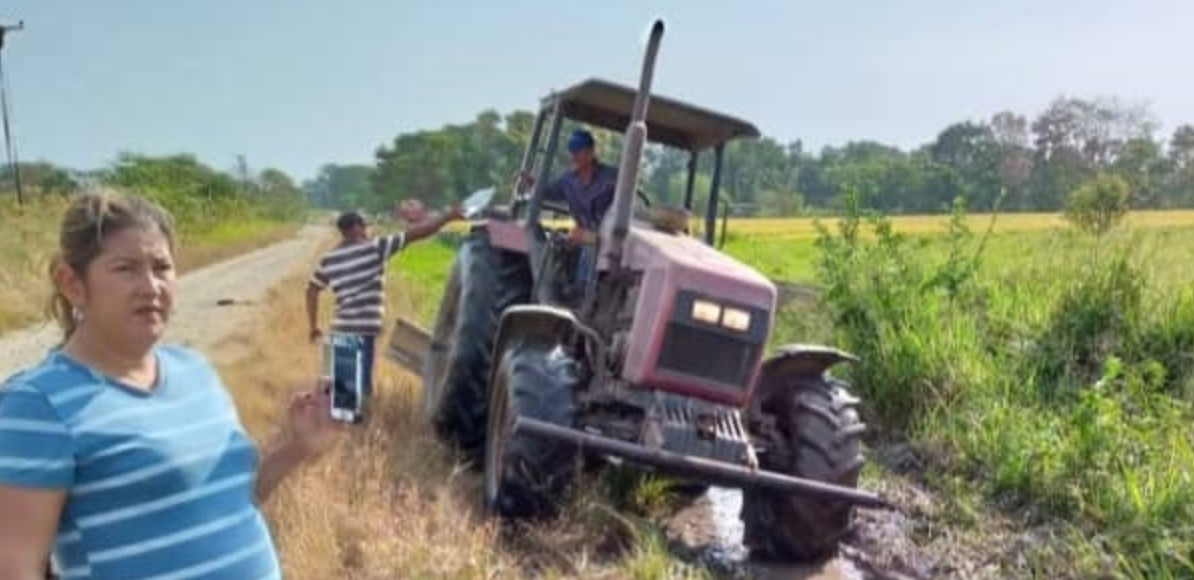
<box><xmin>721</xmin><ymin>307</ymin><xmax>751</xmax><ymax>332</ymax></box>
<box><xmin>689</xmin><ymin>298</ymin><xmax>752</xmax><ymax>332</ymax></box>
<box><xmin>691</xmin><ymin>299</ymin><xmax>722</xmax><ymax>325</ymax></box>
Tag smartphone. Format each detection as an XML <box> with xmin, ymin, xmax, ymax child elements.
<box><xmin>323</xmin><ymin>333</ymin><xmax>366</xmax><ymax>424</ymax></box>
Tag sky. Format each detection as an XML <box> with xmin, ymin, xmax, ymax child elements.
<box><xmin>2</xmin><ymin>0</ymin><xmax>1192</xmax><ymax>182</ymax></box>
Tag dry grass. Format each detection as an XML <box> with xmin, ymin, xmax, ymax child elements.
<box><xmin>171</xmin><ymin>223</ymin><xmax>299</xmax><ymax>273</ymax></box>
<box><xmin>209</xmin><ymin>259</ymin><xmax>712</xmax><ymax>579</ymax></box>
<box><xmin>513</xmin><ymin>208</ymin><xmax>1194</xmax><ymax>240</ymax></box>
<box><xmin>211</xmin><ymin>265</ymin><xmax>515</xmax><ymax>578</ymax></box>
<box><xmin>0</xmin><ymin>196</ymin><xmax>297</xmax><ymax>334</ymax></box>
<box><xmin>0</xmin><ymin>197</ymin><xmax>69</xmax><ymax>331</ymax></box>
<box><xmin>720</xmin><ymin>209</ymin><xmax>1194</xmax><ymax>239</ymax></box>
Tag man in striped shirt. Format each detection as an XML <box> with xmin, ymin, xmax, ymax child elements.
<box><xmin>306</xmin><ymin>203</ymin><xmax>462</xmax><ymax>411</ymax></box>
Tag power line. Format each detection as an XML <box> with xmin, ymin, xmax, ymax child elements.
<box><xmin>0</xmin><ymin>20</ymin><xmax>25</xmax><ymax>205</ymax></box>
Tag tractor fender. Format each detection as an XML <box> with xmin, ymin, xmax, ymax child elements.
<box><xmin>752</xmin><ymin>344</ymin><xmax>858</xmax><ymax>412</ymax></box>
<box><xmin>487</xmin><ymin>305</ymin><xmax>579</xmax><ymax>386</ymax></box>
<box><xmin>761</xmin><ymin>344</ymin><xmax>858</xmax><ymax>380</ymax></box>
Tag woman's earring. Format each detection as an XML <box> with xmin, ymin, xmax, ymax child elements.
<box><xmin>72</xmin><ymin>306</ymin><xmax>84</xmax><ymax>324</ymax></box>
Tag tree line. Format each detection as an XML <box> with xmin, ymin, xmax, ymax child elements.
<box><xmin>306</xmin><ymin>95</ymin><xmax>1194</xmax><ymax>217</ymax></box>
<box><xmin>1</xmin><ymin>153</ymin><xmax>308</xmax><ymax>230</ymax></box>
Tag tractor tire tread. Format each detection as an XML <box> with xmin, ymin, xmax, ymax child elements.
<box><xmin>432</xmin><ymin>231</ymin><xmax>532</xmax><ymax>460</ymax></box>
<box><xmin>741</xmin><ymin>374</ymin><xmax>866</xmax><ymax>563</ymax></box>
<box><xmin>489</xmin><ymin>341</ymin><xmax>579</xmax><ymax>519</ymax></box>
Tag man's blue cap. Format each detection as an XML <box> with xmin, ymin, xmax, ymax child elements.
<box><xmin>567</xmin><ymin>129</ymin><xmax>595</xmax><ymax>153</ymax></box>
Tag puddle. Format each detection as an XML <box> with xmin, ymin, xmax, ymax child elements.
<box><xmin>672</xmin><ymin>486</ymin><xmax>870</xmax><ymax>580</ymax></box>
<box><xmin>705</xmin><ymin>486</ymin><xmax>748</xmax><ymax>562</ymax></box>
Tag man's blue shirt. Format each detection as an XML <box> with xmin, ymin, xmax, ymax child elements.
<box><xmin>543</xmin><ymin>161</ymin><xmax>619</xmax><ymax>230</ymax></box>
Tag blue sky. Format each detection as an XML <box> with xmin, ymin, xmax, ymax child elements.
<box><xmin>2</xmin><ymin>0</ymin><xmax>1192</xmax><ymax>181</ymax></box>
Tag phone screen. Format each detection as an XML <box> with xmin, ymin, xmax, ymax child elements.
<box><xmin>325</xmin><ymin>334</ymin><xmax>364</xmax><ymax>423</ymax></box>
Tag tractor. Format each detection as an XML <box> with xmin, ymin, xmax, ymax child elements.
<box><xmin>387</xmin><ymin>19</ymin><xmax>891</xmax><ymax>563</ymax></box>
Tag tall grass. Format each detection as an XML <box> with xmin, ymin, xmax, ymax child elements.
<box><xmin>813</xmin><ymin>194</ymin><xmax>1194</xmax><ymax>578</ymax></box>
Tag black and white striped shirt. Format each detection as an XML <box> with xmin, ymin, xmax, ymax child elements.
<box><xmin>310</xmin><ymin>233</ymin><xmax>405</xmax><ymax>335</ymax></box>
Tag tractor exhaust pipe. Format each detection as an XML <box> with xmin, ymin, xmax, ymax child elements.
<box><xmin>512</xmin><ymin>416</ymin><xmax>895</xmax><ymax>510</ymax></box>
<box><xmin>601</xmin><ymin>19</ymin><xmax>664</xmax><ymax>269</ymax></box>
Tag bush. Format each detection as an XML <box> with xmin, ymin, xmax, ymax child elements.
<box><xmin>1064</xmin><ymin>173</ymin><xmax>1130</xmax><ymax>237</ymax></box>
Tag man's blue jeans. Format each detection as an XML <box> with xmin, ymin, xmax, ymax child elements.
<box><xmin>359</xmin><ymin>334</ymin><xmax>376</xmax><ymax>400</ymax></box>
<box><xmin>575</xmin><ymin>244</ymin><xmax>595</xmax><ymax>286</ymax></box>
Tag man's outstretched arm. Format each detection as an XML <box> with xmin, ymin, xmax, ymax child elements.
<box><xmin>403</xmin><ymin>204</ymin><xmax>465</xmax><ymax>246</ymax></box>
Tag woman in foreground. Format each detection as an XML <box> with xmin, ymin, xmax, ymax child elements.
<box><xmin>0</xmin><ymin>192</ymin><xmax>344</xmax><ymax>579</ymax></box>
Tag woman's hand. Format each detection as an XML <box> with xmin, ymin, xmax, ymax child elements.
<box><xmin>285</xmin><ymin>379</ymin><xmax>346</xmax><ymax>461</ymax></box>
<box><xmin>254</xmin><ymin>380</ymin><xmax>347</xmax><ymax>504</ymax></box>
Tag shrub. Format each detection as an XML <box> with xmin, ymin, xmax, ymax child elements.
<box><xmin>1064</xmin><ymin>173</ymin><xmax>1130</xmax><ymax>237</ymax></box>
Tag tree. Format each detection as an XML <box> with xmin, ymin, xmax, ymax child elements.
<box><xmin>351</xmin><ymin>96</ymin><xmax>1194</xmax><ymax>219</ymax></box>
<box><xmin>1064</xmin><ymin>173</ymin><xmax>1131</xmax><ymax>237</ymax></box>
<box><xmin>304</xmin><ymin>164</ymin><xmax>376</xmax><ymax>210</ymax></box>
<box><xmin>929</xmin><ymin>121</ymin><xmax>1001</xmax><ymax>209</ymax></box>
<box><xmin>1110</xmin><ymin>138</ymin><xmax>1168</xmax><ymax>208</ymax></box>
<box><xmin>0</xmin><ymin>161</ymin><xmax>78</xmax><ymax>196</ymax></box>
<box><xmin>1164</xmin><ymin>125</ymin><xmax>1194</xmax><ymax>205</ymax></box>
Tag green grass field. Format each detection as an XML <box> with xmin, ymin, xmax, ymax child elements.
<box><xmin>390</xmin><ymin>209</ymin><xmax>1194</xmax><ymax>578</ymax></box>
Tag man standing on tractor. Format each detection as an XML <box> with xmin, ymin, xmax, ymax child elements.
<box><xmin>518</xmin><ymin>128</ymin><xmax>618</xmax><ymax>282</ymax></box>
<box><xmin>306</xmin><ymin>201</ymin><xmax>463</xmax><ymax>406</ymax></box>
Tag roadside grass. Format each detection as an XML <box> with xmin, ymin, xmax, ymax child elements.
<box><xmin>211</xmin><ymin>252</ymin><xmax>717</xmax><ymax>578</ymax></box>
<box><xmin>0</xmin><ymin>196</ymin><xmax>298</xmax><ymax>334</ymax></box>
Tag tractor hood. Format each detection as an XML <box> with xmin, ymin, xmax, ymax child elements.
<box><xmin>601</xmin><ymin>226</ymin><xmax>777</xmax><ymax>404</ymax></box>
<box><xmin>614</xmin><ymin>227</ymin><xmax>776</xmax><ymax>307</ymax></box>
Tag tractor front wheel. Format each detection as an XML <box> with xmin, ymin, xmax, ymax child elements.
<box><xmin>484</xmin><ymin>338</ymin><xmax>580</xmax><ymax>519</ymax></box>
<box><xmin>740</xmin><ymin>374</ymin><xmax>866</xmax><ymax>563</ymax></box>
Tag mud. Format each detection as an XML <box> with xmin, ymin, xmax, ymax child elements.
<box><xmin>663</xmin><ymin>484</ymin><xmax>921</xmax><ymax>580</ymax></box>
<box><xmin>658</xmin><ymin>440</ymin><xmax>1065</xmax><ymax>580</ymax></box>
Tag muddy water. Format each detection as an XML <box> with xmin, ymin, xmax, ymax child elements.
<box><xmin>666</xmin><ymin>486</ymin><xmax>871</xmax><ymax>579</ymax></box>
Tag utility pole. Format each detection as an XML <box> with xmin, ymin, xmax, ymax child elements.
<box><xmin>236</xmin><ymin>154</ymin><xmax>251</xmax><ymax>195</ymax></box>
<box><xmin>0</xmin><ymin>20</ymin><xmax>25</xmax><ymax>205</ymax></box>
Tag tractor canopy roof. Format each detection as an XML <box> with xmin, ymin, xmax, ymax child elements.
<box><xmin>543</xmin><ymin>78</ymin><xmax>760</xmax><ymax>152</ymax></box>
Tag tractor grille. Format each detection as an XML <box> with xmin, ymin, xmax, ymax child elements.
<box><xmin>657</xmin><ymin>322</ymin><xmax>760</xmax><ymax>389</ymax></box>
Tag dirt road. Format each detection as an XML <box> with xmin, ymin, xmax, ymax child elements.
<box><xmin>0</xmin><ymin>224</ymin><xmax>329</xmax><ymax>379</ymax></box>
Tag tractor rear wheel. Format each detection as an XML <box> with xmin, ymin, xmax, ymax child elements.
<box><xmin>426</xmin><ymin>231</ymin><xmax>532</xmax><ymax>460</ymax></box>
<box><xmin>484</xmin><ymin>338</ymin><xmax>580</xmax><ymax>519</ymax></box>
<box><xmin>740</xmin><ymin>374</ymin><xmax>865</xmax><ymax>563</ymax></box>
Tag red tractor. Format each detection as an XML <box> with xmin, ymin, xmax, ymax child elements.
<box><xmin>389</xmin><ymin>19</ymin><xmax>890</xmax><ymax>563</ymax></box>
